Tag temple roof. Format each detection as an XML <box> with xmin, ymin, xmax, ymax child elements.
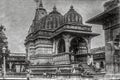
<box><xmin>25</xmin><ymin>3</ymin><xmax>100</xmax><ymax>44</ymax></box>
<box><xmin>28</xmin><ymin>5</ymin><xmax>84</xmax><ymax>34</ymax></box>
<box><xmin>64</xmin><ymin>5</ymin><xmax>83</xmax><ymax>25</ymax></box>
<box><xmin>86</xmin><ymin>6</ymin><xmax>119</xmax><ymax>25</ymax></box>
<box><xmin>38</xmin><ymin>6</ymin><xmax>63</xmax><ymax>30</ymax></box>
<box><xmin>51</xmin><ymin>29</ymin><xmax>99</xmax><ymax>39</ymax></box>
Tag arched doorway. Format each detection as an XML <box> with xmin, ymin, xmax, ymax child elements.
<box><xmin>70</xmin><ymin>37</ymin><xmax>88</xmax><ymax>62</ymax></box>
<box><xmin>70</xmin><ymin>37</ymin><xmax>88</xmax><ymax>54</ymax></box>
<box><xmin>58</xmin><ymin>39</ymin><xmax>65</xmax><ymax>53</ymax></box>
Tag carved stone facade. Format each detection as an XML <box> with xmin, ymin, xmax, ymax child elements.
<box><xmin>24</xmin><ymin>0</ymin><xmax>102</xmax><ymax>78</ymax></box>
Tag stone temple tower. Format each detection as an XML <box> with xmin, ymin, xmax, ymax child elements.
<box><xmin>25</xmin><ymin>0</ymin><xmax>48</xmax><ymax>62</ymax></box>
<box><xmin>25</xmin><ymin>0</ymin><xmax>100</xmax><ymax>78</ymax></box>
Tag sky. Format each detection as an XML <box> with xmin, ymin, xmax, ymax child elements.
<box><xmin>0</xmin><ymin>0</ymin><xmax>106</xmax><ymax>53</ymax></box>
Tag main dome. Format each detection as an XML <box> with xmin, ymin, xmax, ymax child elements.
<box><xmin>64</xmin><ymin>6</ymin><xmax>83</xmax><ymax>25</ymax></box>
<box><xmin>38</xmin><ymin>6</ymin><xmax>63</xmax><ymax>30</ymax></box>
<box><xmin>28</xmin><ymin>5</ymin><xmax>83</xmax><ymax>34</ymax></box>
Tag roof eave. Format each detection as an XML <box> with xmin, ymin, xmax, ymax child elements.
<box><xmin>86</xmin><ymin>6</ymin><xmax>119</xmax><ymax>25</ymax></box>
<box><xmin>51</xmin><ymin>30</ymin><xmax>100</xmax><ymax>39</ymax></box>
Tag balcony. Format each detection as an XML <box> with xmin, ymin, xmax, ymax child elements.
<box><xmin>53</xmin><ymin>52</ymin><xmax>89</xmax><ymax>65</ymax></box>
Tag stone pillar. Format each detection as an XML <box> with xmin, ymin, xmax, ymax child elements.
<box><xmin>16</xmin><ymin>65</ymin><xmax>20</xmax><ymax>73</ymax></box>
<box><xmin>20</xmin><ymin>64</ymin><xmax>22</xmax><ymax>72</ymax></box>
<box><xmin>87</xmin><ymin>38</ymin><xmax>91</xmax><ymax>53</ymax></box>
<box><xmin>63</xmin><ymin>34</ymin><xmax>72</xmax><ymax>53</ymax></box>
<box><xmin>9</xmin><ymin>62</ymin><xmax>12</xmax><ymax>72</ymax></box>
<box><xmin>105</xmin><ymin>41</ymin><xmax>115</xmax><ymax>74</ymax></box>
<box><xmin>21</xmin><ymin>65</ymin><xmax>24</xmax><ymax>72</ymax></box>
<box><xmin>65</xmin><ymin>39</ymin><xmax>70</xmax><ymax>52</ymax></box>
<box><xmin>53</xmin><ymin>39</ymin><xmax>56</xmax><ymax>54</ymax></box>
<box><xmin>55</xmin><ymin>40</ymin><xmax>59</xmax><ymax>54</ymax></box>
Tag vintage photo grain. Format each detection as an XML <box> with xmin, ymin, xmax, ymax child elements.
<box><xmin>0</xmin><ymin>0</ymin><xmax>119</xmax><ymax>80</ymax></box>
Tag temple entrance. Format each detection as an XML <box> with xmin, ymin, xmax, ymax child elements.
<box><xmin>70</xmin><ymin>37</ymin><xmax>88</xmax><ymax>62</ymax></box>
<box><xmin>58</xmin><ymin>39</ymin><xmax>65</xmax><ymax>53</ymax></box>
<box><xmin>70</xmin><ymin>37</ymin><xmax>88</xmax><ymax>54</ymax></box>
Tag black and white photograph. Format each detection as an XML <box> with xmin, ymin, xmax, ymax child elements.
<box><xmin>0</xmin><ymin>0</ymin><xmax>119</xmax><ymax>80</ymax></box>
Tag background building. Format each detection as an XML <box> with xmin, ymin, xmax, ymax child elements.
<box><xmin>87</xmin><ymin>0</ymin><xmax>120</xmax><ymax>79</ymax></box>
<box><xmin>0</xmin><ymin>25</ymin><xmax>27</xmax><ymax>79</ymax></box>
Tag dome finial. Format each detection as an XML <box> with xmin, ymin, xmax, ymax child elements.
<box><xmin>53</xmin><ymin>5</ymin><xmax>57</xmax><ymax>11</ymax></box>
<box><xmin>70</xmin><ymin>5</ymin><xmax>74</xmax><ymax>9</ymax></box>
<box><xmin>34</xmin><ymin>0</ymin><xmax>43</xmax><ymax>8</ymax></box>
<box><xmin>39</xmin><ymin>0</ymin><xmax>43</xmax><ymax>8</ymax></box>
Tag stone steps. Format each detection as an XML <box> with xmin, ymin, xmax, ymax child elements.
<box><xmin>0</xmin><ymin>78</ymin><xmax>27</xmax><ymax>80</ymax></box>
<box><xmin>81</xmin><ymin>63</ymin><xmax>95</xmax><ymax>75</ymax></box>
<box><xmin>0</xmin><ymin>72</ymin><xmax>27</xmax><ymax>80</ymax></box>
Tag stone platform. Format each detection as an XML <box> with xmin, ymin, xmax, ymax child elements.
<box><xmin>0</xmin><ymin>78</ymin><xmax>27</xmax><ymax>80</ymax></box>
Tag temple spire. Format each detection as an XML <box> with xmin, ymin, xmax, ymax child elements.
<box><xmin>70</xmin><ymin>5</ymin><xmax>74</xmax><ymax>10</ymax></box>
<box><xmin>34</xmin><ymin>0</ymin><xmax>43</xmax><ymax>8</ymax></box>
<box><xmin>53</xmin><ymin>5</ymin><xmax>57</xmax><ymax>11</ymax></box>
<box><xmin>39</xmin><ymin>0</ymin><xmax>43</xmax><ymax>8</ymax></box>
<box><xmin>33</xmin><ymin>0</ymin><xmax>47</xmax><ymax>22</ymax></box>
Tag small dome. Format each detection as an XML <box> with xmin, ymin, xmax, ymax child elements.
<box><xmin>38</xmin><ymin>6</ymin><xmax>63</xmax><ymax>30</ymax></box>
<box><xmin>64</xmin><ymin>5</ymin><xmax>83</xmax><ymax>25</ymax></box>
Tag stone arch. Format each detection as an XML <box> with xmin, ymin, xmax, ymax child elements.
<box><xmin>69</xmin><ymin>36</ymin><xmax>88</xmax><ymax>46</ymax></box>
<box><xmin>58</xmin><ymin>38</ymin><xmax>65</xmax><ymax>53</ymax></box>
<box><xmin>69</xmin><ymin>37</ymin><xmax>88</xmax><ymax>54</ymax></box>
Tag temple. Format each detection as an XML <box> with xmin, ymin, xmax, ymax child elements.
<box><xmin>24</xmin><ymin>0</ymin><xmax>105</xmax><ymax>79</ymax></box>
<box><xmin>0</xmin><ymin>0</ymin><xmax>119</xmax><ymax>80</ymax></box>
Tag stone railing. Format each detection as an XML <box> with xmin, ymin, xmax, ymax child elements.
<box><xmin>53</xmin><ymin>52</ymin><xmax>72</xmax><ymax>65</ymax></box>
<box><xmin>53</xmin><ymin>52</ymin><xmax>90</xmax><ymax>65</ymax></box>
<box><xmin>93</xmin><ymin>53</ymin><xmax>105</xmax><ymax>60</ymax></box>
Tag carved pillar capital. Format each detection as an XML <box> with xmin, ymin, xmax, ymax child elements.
<box><xmin>62</xmin><ymin>34</ymin><xmax>71</xmax><ymax>39</ymax></box>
